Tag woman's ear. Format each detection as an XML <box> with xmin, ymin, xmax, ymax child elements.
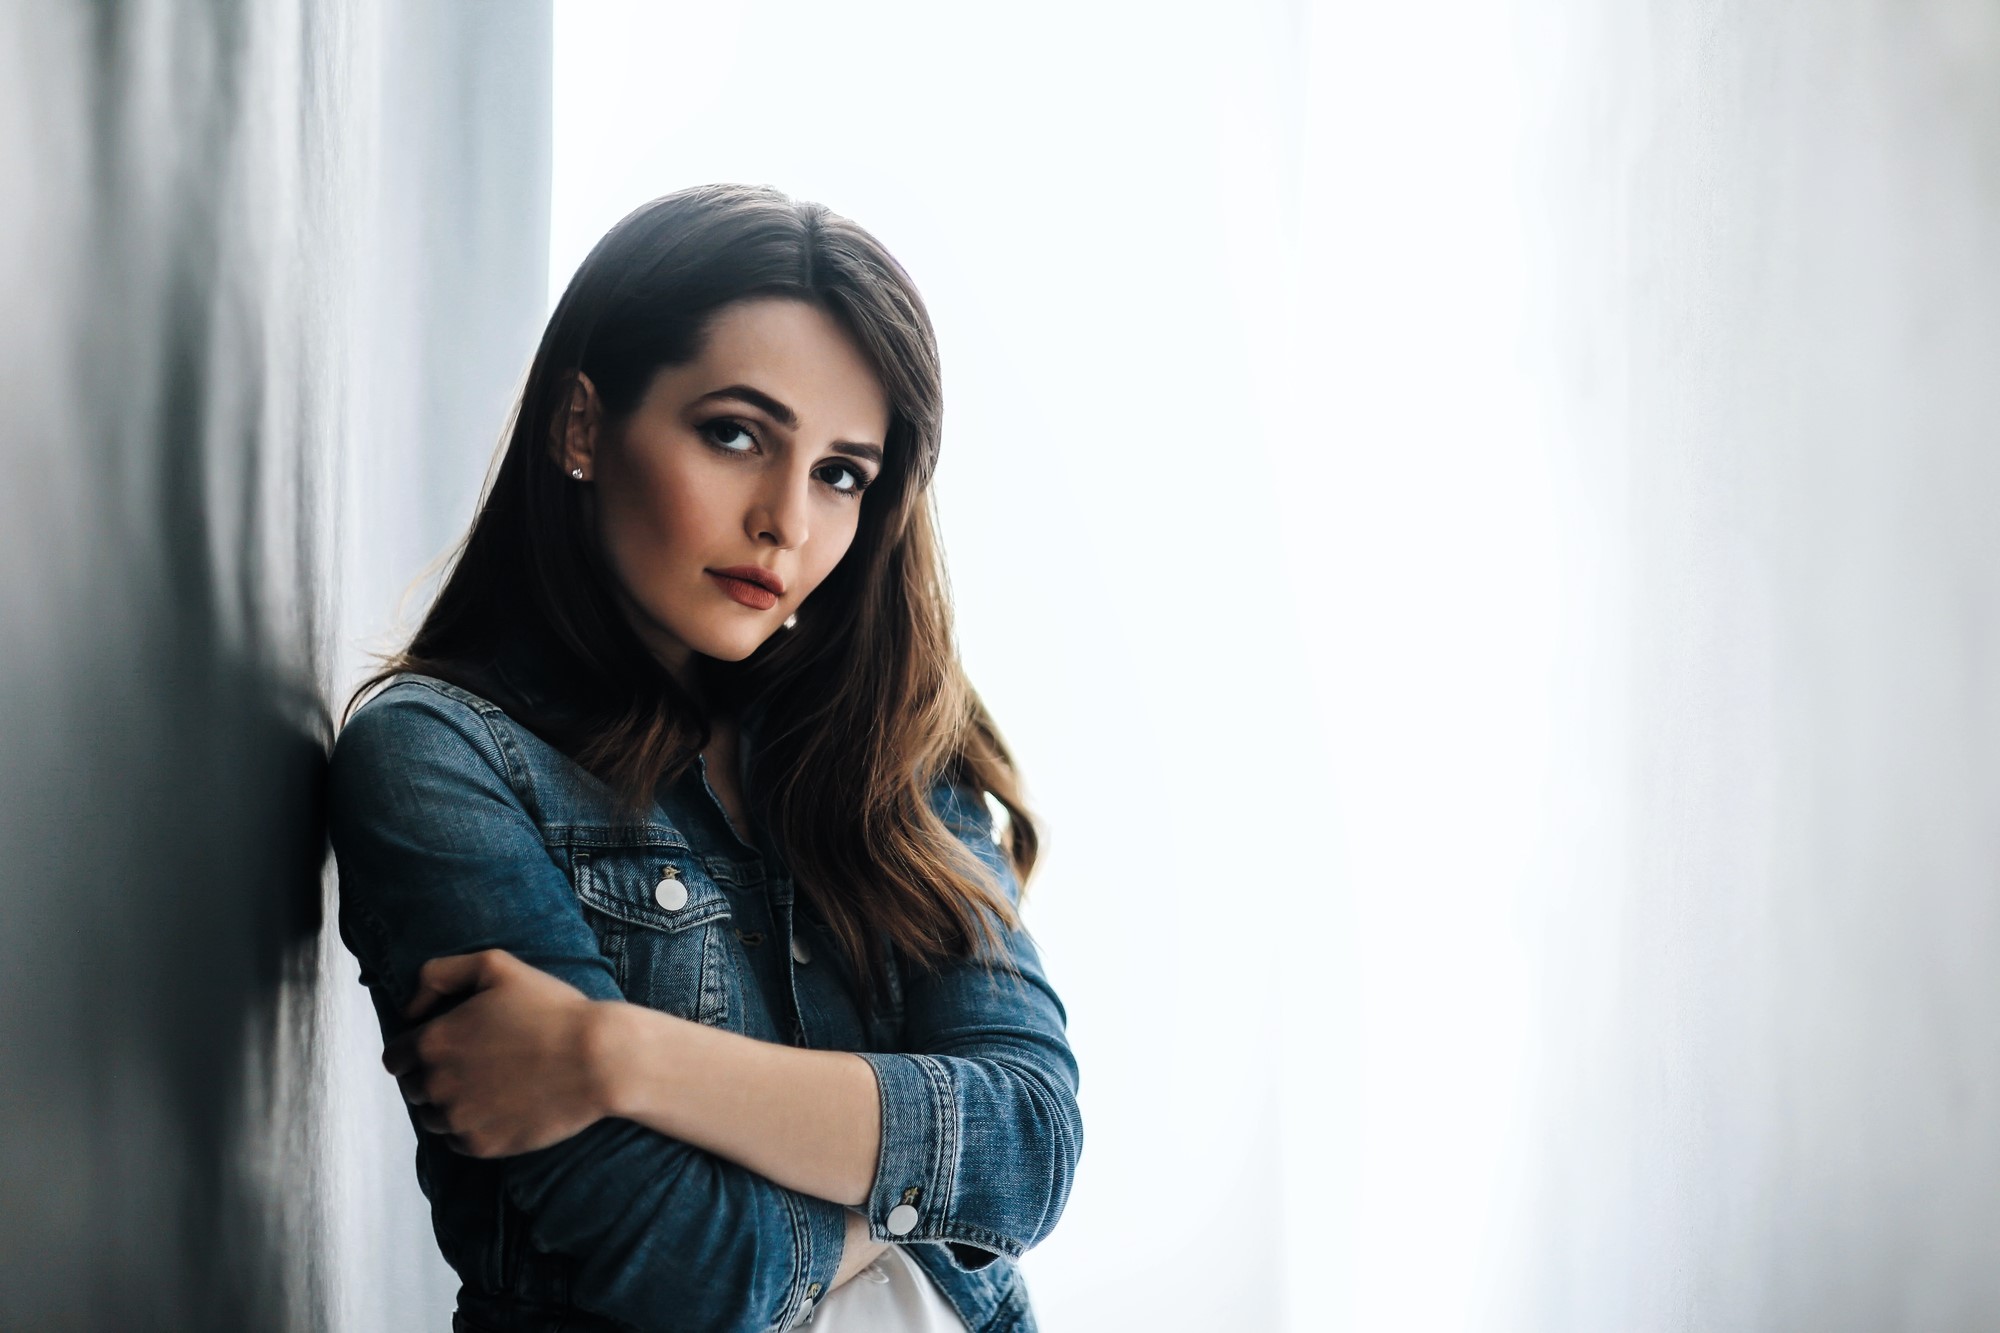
<box><xmin>552</xmin><ymin>371</ymin><xmax>602</xmax><ymax>480</ymax></box>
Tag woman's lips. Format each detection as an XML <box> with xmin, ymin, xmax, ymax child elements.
<box><xmin>707</xmin><ymin>571</ymin><xmax>780</xmax><ymax>611</ymax></box>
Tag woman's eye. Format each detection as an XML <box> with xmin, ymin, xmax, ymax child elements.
<box><xmin>700</xmin><ymin>419</ymin><xmax>757</xmax><ymax>453</ymax></box>
<box><xmin>817</xmin><ymin>463</ymin><xmax>870</xmax><ymax>496</ymax></box>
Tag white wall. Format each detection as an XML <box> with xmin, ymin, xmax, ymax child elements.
<box><xmin>556</xmin><ymin>2</ymin><xmax>2000</xmax><ymax>1330</ymax></box>
<box><xmin>1505</xmin><ymin>4</ymin><xmax>2000</xmax><ymax>1329</ymax></box>
<box><xmin>1283</xmin><ymin>2</ymin><xmax>2000</xmax><ymax>1328</ymax></box>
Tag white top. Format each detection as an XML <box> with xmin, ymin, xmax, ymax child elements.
<box><xmin>804</xmin><ymin>1246</ymin><xmax>969</xmax><ymax>1332</ymax></box>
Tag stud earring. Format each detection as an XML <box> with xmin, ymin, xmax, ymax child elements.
<box><xmin>570</xmin><ymin>468</ymin><xmax>585</xmax><ymax>480</ymax></box>
<box><xmin>782</xmin><ymin>613</ymin><xmax>798</xmax><ymax>630</ymax></box>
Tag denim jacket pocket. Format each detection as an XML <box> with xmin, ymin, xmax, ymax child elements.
<box><xmin>569</xmin><ymin>843</ymin><xmax>735</xmax><ymax>1028</ymax></box>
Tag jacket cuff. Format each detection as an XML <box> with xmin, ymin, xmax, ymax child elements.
<box><xmin>779</xmin><ymin>1189</ymin><xmax>848</xmax><ymax>1330</ymax></box>
<box><xmin>855</xmin><ymin>1052</ymin><xmax>1022</xmax><ymax>1268</ymax></box>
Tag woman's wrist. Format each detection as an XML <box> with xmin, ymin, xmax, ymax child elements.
<box><xmin>833</xmin><ymin>1210</ymin><xmax>892</xmax><ymax>1290</ymax></box>
<box><xmin>584</xmin><ymin>998</ymin><xmax>655</xmax><ymax>1122</ymax></box>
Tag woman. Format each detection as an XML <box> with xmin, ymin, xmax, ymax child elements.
<box><xmin>326</xmin><ymin>184</ymin><xmax>1081</xmax><ymax>1333</ymax></box>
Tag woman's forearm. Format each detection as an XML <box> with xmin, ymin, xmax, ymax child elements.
<box><xmin>586</xmin><ymin>999</ymin><xmax>883</xmax><ymax>1207</ymax></box>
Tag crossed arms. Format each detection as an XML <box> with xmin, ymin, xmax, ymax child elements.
<box><xmin>328</xmin><ymin>683</ymin><xmax>1082</xmax><ymax>1333</ymax></box>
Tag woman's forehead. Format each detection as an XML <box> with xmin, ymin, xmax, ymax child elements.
<box><xmin>664</xmin><ymin>298</ymin><xmax>890</xmax><ymax>443</ymax></box>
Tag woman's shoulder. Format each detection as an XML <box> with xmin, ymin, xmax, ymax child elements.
<box><xmin>339</xmin><ymin>672</ymin><xmax>513</xmax><ymax>751</ymax></box>
<box><xmin>358</xmin><ymin>669</ymin><xmax>519</xmax><ymax>723</ymax></box>
<box><xmin>333</xmin><ymin>669</ymin><xmax>663</xmax><ymax>837</ymax></box>
<box><xmin>329</xmin><ymin>673</ymin><xmax>524</xmax><ymax>803</ymax></box>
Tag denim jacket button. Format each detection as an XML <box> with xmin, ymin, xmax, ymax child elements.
<box><xmin>886</xmin><ymin>1203</ymin><xmax>919</xmax><ymax>1236</ymax></box>
<box><xmin>790</xmin><ymin>936</ymin><xmax>812</xmax><ymax>965</ymax></box>
<box><xmin>653</xmin><ymin>873</ymin><xmax>688</xmax><ymax>911</ymax></box>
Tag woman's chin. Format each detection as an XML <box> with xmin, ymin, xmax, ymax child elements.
<box><xmin>687</xmin><ymin>624</ymin><xmax>778</xmax><ymax>663</ymax></box>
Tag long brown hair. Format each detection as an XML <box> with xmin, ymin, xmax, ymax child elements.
<box><xmin>343</xmin><ymin>183</ymin><xmax>1039</xmax><ymax>989</ymax></box>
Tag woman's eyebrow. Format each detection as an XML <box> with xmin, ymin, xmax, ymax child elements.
<box><xmin>693</xmin><ymin>384</ymin><xmax>798</xmax><ymax>427</ymax></box>
<box><xmin>829</xmin><ymin>440</ymin><xmax>884</xmax><ymax>466</ymax></box>
<box><xmin>692</xmin><ymin>384</ymin><xmax>884</xmax><ymax>462</ymax></box>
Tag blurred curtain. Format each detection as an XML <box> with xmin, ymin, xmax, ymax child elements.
<box><xmin>0</xmin><ymin>3</ymin><xmax>549</xmax><ymax>1328</ymax></box>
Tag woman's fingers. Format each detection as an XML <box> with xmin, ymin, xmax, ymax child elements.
<box><xmin>404</xmin><ymin>948</ymin><xmax>513</xmax><ymax>1023</ymax></box>
<box><xmin>382</xmin><ymin>1030</ymin><xmax>418</xmax><ymax>1077</ymax></box>
<box><xmin>397</xmin><ymin>1069</ymin><xmax>430</xmax><ymax>1106</ymax></box>
<box><xmin>374</xmin><ymin>953</ymin><xmax>603</xmax><ymax>1160</ymax></box>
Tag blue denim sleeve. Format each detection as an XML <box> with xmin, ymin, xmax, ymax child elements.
<box><xmin>853</xmin><ymin>782</ymin><xmax>1084</xmax><ymax>1271</ymax></box>
<box><xmin>327</xmin><ymin>682</ymin><xmax>844</xmax><ymax>1333</ymax></box>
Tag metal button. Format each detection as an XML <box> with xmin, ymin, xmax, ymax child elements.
<box><xmin>886</xmin><ymin>1203</ymin><xmax>919</xmax><ymax>1236</ymax></box>
<box><xmin>791</xmin><ymin>936</ymin><xmax>812</xmax><ymax>965</ymax></box>
<box><xmin>654</xmin><ymin>872</ymin><xmax>688</xmax><ymax>911</ymax></box>
<box><xmin>795</xmin><ymin>1297</ymin><xmax>814</xmax><ymax>1324</ymax></box>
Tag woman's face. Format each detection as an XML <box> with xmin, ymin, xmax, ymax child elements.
<box><xmin>563</xmin><ymin>297</ymin><xmax>891</xmax><ymax>678</ymax></box>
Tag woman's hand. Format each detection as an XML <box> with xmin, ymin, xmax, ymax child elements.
<box><xmin>382</xmin><ymin>948</ymin><xmax>614</xmax><ymax>1158</ymax></box>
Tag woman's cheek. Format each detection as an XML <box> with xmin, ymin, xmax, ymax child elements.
<box><xmin>821</xmin><ymin>503</ymin><xmax>866</xmax><ymax>572</ymax></box>
<box><xmin>615</xmin><ymin>457</ymin><xmax>701</xmax><ymax>571</ymax></box>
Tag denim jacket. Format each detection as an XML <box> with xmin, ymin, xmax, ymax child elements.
<box><xmin>325</xmin><ymin>645</ymin><xmax>1081</xmax><ymax>1333</ymax></box>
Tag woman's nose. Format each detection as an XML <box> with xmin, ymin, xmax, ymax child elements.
<box><xmin>747</xmin><ymin>470</ymin><xmax>810</xmax><ymax>548</ymax></box>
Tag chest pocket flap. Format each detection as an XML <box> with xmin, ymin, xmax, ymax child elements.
<box><xmin>572</xmin><ymin>845</ymin><xmax>731</xmax><ymax>935</ymax></box>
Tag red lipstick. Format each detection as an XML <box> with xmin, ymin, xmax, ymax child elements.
<box><xmin>706</xmin><ymin>565</ymin><xmax>784</xmax><ymax>611</ymax></box>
